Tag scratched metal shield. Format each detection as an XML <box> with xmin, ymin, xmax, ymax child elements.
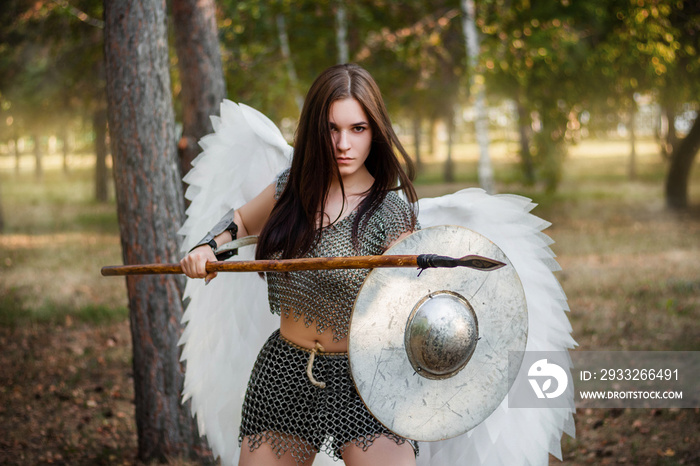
<box><xmin>348</xmin><ymin>225</ymin><xmax>528</xmax><ymax>441</ymax></box>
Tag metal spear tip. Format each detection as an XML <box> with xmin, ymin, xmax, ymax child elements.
<box><xmin>416</xmin><ymin>253</ymin><xmax>506</xmax><ymax>271</ymax></box>
<box><xmin>458</xmin><ymin>254</ymin><xmax>507</xmax><ymax>271</ymax></box>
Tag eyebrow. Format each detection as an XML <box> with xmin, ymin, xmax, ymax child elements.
<box><xmin>329</xmin><ymin>121</ymin><xmax>369</xmax><ymax>127</ymax></box>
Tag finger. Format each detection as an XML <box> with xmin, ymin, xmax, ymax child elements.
<box><xmin>187</xmin><ymin>257</ymin><xmax>202</xmax><ymax>278</ymax></box>
<box><xmin>197</xmin><ymin>259</ymin><xmax>208</xmax><ymax>278</ymax></box>
<box><xmin>182</xmin><ymin>256</ymin><xmax>201</xmax><ymax>278</ymax></box>
<box><xmin>180</xmin><ymin>258</ymin><xmax>194</xmax><ymax>278</ymax></box>
<box><xmin>204</xmin><ymin>271</ymin><xmax>218</xmax><ymax>285</ymax></box>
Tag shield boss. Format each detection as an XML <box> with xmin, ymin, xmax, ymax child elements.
<box><xmin>348</xmin><ymin>225</ymin><xmax>528</xmax><ymax>441</ymax></box>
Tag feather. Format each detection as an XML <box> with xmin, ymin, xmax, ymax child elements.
<box><xmin>179</xmin><ymin>102</ymin><xmax>575</xmax><ymax>465</ymax></box>
<box><xmin>415</xmin><ymin>189</ymin><xmax>576</xmax><ymax>465</ymax></box>
<box><xmin>178</xmin><ymin>100</ymin><xmax>290</xmax><ymax>465</ymax></box>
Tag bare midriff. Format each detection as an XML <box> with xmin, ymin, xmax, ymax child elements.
<box><xmin>279</xmin><ymin>311</ymin><xmax>348</xmax><ymax>353</ymax></box>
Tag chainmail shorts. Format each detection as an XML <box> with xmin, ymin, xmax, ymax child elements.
<box><xmin>239</xmin><ymin>330</ymin><xmax>418</xmax><ymax>464</ymax></box>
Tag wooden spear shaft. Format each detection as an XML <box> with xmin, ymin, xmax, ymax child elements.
<box><xmin>100</xmin><ymin>254</ymin><xmax>505</xmax><ymax>277</ymax></box>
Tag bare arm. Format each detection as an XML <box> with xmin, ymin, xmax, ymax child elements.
<box><xmin>180</xmin><ymin>183</ymin><xmax>277</xmax><ymax>281</ymax></box>
<box><xmin>236</xmin><ymin>183</ymin><xmax>278</xmax><ymax>237</ymax></box>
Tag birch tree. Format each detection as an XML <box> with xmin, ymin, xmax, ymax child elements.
<box><xmin>276</xmin><ymin>13</ymin><xmax>304</xmax><ymax>112</ymax></box>
<box><xmin>335</xmin><ymin>1</ymin><xmax>349</xmax><ymax>63</ymax></box>
<box><xmin>461</xmin><ymin>0</ymin><xmax>494</xmax><ymax>193</ymax></box>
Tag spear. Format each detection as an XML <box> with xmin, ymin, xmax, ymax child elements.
<box><xmin>101</xmin><ymin>253</ymin><xmax>506</xmax><ymax>277</ymax></box>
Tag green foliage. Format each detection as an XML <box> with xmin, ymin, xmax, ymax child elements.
<box><xmin>217</xmin><ymin>0</ymin><xmax>298</xmax><ymax>121</ymax></box>
<box><xmin>583</xmin><ymin>0</ymin><xmax>699</xmax><ymax>117</ymax></box>
<box><xmin>215</xmin><ymin>0</ymin><xmax>469</xmax><ymax>123</ymax></box>
<box><xmin>1</xmin><ymin>0</ymin><xmax>697</xmax><ymax>196</ymax></box>
<box><xmin>477</xmin><ymin>0</ymin><xmax>599</xmax><ymax>190</ymax></box>
<box><xmin>475</xmin><ymin>0</ymin><xmax>698</xmax><ymax>191</ymax></box>
<box><xmin>355</xmin><ymin>1</ymin><xmax>467</xmax><ymax>121</ymax></box>
<box><xmin>0</xmin><ymin>0</ymin><xmax>105</xmax><ymax>140</ymax></box>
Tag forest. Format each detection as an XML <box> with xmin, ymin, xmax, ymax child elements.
<box><xmin>1</xmin><ymin>0</ymin><xmax>698</xmax><ymax>206</ymax></box>
<box><xmin>0</xmin><ymin>0</ymin><xmax>698</xmax><ymax>465</ymax></box>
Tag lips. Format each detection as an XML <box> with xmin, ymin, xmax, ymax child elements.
<box><xmin>336</xmin><ymin>157</ymin><xmax>353</xmax><ymax>164</ymax></box>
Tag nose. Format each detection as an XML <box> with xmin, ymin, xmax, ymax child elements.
<box><xmin>335</xmin><ymin>130</ymin><xmax>350</xmax><ymax>152</ymax></box>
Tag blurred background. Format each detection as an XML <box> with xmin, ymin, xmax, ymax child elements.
<box><xmin>0</xmin><ymin>0</ymin><xmax>698</xmax><ymax>465</ymax></box>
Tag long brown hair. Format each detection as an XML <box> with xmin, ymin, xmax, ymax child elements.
<box><xmin>256</xmin><ymin>64</ymin><xmax>418</xmax><ymax>260</ymax></box>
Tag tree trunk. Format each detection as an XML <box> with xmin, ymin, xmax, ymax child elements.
<box><xmin>13</xmin><ymin>136</ymin><xmax>20</xmax><ymax>175</ymax></box>
<box><xmin>276</xmin><ymin>14</ymin><xmax>304</xmax><ymax>112</ymax></box>
<box><xmin>33</xmin><ymin>133</ymin><xmax>42</xmax><ymax>180</ymax></box>
<box><xmin>444</xmin><ymin>111</ymin><xmax>455</xmax><ymax>183</ymax></box>
<box><xmin>461</xmin><ymin>0</ymin><xmax>494</xmax><ymax>193</ymax></box>
<box><xmin>429</xmin><ymin>117</ymin><xmax>437</xmax><ymax>157</ymax></box>
<box><xmin>536</xmin><ymin>112</ymin><xmax>566</xmax><ymax>194</ymax></box>
<box><xmin>94</xmin><ymin>107</ymin><xmax>109</xmax><ymax>202</ymax></box>
<box><xmin>516</xmin><ymin>97</ymin><xmax>535</xmax><ymax>185</ymax></box>
<box><xmin>60</xmin><ymin>123</ymin><xmax>70</xmax><ymax>174</ymax></box>
<box><xmin>660</xmin><ymin>104</ymin><xmax>678</xmax><ymax>159</ymax></box>
<box><xmin>172</xmin><ymin>0</ymin><xmax>225</xmax><ymax>178</ymax></box>
<box><xmin>666</xmin><ymin>115</ymin><xmax>700</xmax><ymax>209</ymax></box>
<box><xmin>104</xmin><ymin>1</ymin><xmax>203</xmax><ymax>462</ymax></box>
<box><xmin>628</xmin><ymin>106</ymin><xmax>637</xmax><ymax>180</ymax></box>
<box><xmin>335</xmin><ymin>1</ymin><xmax>349</xmax><ymax>63</ymax></box>
<box><xmin>0</xmin><ymin>177</ymin><xmax>4</xmax><ymax>231</ymax></box>
<box><xmin>412</xmin><ymin>116</ymin><xmax>423</xmax><ymax>173</ymax></box>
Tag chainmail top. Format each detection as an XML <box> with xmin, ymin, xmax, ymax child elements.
<box><xmin>266</xmin><ymin>169</ymin><xmax>418</xmax><ymax>341</ymax></box>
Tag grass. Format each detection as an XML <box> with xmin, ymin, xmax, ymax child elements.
<box><xmin>0</xmin><ymin>139</ymin><xmax>699</xmax><ymax>464</ymax></box>
<box><xmin>0</xmin><ymin>294</ymin><xmax>129</xmax><ymax>328</ymax></box>
<box><xmin>0</xmin><ymin>160</ymin><xmax>126</xmax><ymax>328</ymax></box>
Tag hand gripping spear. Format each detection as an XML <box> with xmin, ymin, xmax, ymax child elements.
<box><xmin>101</xmin><ymin>238</ymin><xmax>506</xmax><ymax>277</ymax></box>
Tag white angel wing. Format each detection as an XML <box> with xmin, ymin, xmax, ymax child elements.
<box><xmin>177</xmin><ymin>100</ymin><xmax>292</xmax><ymax>465</ymax></box>
<box><xmin>415</xmin><ymin>189</ymin><xmax>577</xmax><ymax>466</ymax></box>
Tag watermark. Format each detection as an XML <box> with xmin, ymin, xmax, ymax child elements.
<box><xmin>508</xmin><ymin>351</ymin><xmax>698</xmax><ymax>408</ymax></box>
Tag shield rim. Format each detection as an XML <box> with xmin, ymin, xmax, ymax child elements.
<box><xmin>347</xmin><ymin>225</ymin><xmax>528</xmax><ymax>441</ymax></box>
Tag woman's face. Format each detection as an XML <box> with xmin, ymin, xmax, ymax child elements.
<box><xmin>329</xmin><ymin>98</ymin><xmax>373</xmax><ymax>182</ymax></box>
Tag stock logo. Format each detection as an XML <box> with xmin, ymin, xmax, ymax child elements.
<box><xmin>527</xmin><ymin>358</ymin><xmax>568</xmax><ymax>399</ymax></box>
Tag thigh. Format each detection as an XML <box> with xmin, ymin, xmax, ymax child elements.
<box><xmin>341</xmin><ymin>435</ymin><xmax>416</xmax><ymax>466</ymax></box>
<box><xmin>239</xmin><ymin>434</ymin><xmax>316</xmax><ymax>466</ymax></box>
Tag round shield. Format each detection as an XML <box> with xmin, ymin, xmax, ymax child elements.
<box><xmin>348</xmin><ymin>225</ymin><xmax>528</xmax><ymax>441</ymax></box>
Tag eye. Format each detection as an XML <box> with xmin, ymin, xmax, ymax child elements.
<box><xmin>330</xmin><ymin>125</ymin><xmax>339</xmax><ymax>132</ymax></box>
<box><xmin>353</xmin><ymin>126</ymin><xmax>367</xmax><ymax>133</ymax></box>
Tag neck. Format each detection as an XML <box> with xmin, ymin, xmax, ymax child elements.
<box><xmin>331</xmin><ymin>166</ymin><xmax>374</xmax><ymax>197</ymax></box>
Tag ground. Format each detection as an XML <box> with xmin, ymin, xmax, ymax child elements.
<box><xmin>0</xmin><ymin>142</ymin><xmax>698</xmax><ymax>465</ymax></box>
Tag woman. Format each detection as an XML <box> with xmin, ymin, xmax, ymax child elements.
<box><xmin>181</xmin><ymin>64</ymin><xmax>420</xmax><ymax>466</ymax></box>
